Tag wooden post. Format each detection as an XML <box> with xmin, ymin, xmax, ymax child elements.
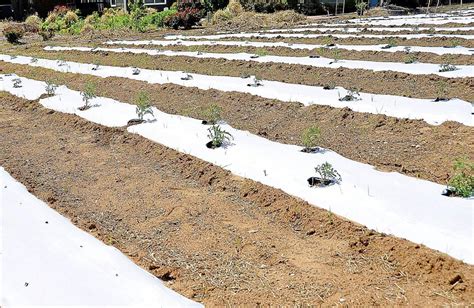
<box><xmin>342</xmin><ymin>0</ymin><xmax>345</xmax><ymax>14</ymax></box>
<box><xmin>335</xmin><ymin>0</ymin><xmax>338</xmax><ymax>15</ymax></box>
<box><xmin>436</xmin><ymin>0</ymin><xmax>440</xmax><ymax>12</ymax></box>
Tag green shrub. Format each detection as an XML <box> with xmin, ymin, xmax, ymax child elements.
<box><xmin>448</xmin><ymin>157</ymin><xmax>474</xmax><ymax>198</ymax></box>
<box><xmin>3</xmin><ymin>24</ymin><xmax>25</xmax><ymax>44</ymax></box>
<box><xmin>301</xmin><ymin>126</ymin><xmax>321</xmax><ymax>152</ymax></box>
<box><xmin>25</xmin><ymin>15</ymin><xmax>42</xmax><ymax>33</ymax></box>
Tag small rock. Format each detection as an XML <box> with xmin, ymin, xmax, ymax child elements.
<box><xmin>449</xmin><ymin>274</ymin><xmax>463</xmax><ymax>285</ymax></box>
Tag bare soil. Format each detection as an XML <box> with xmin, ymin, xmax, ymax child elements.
<box><xmin>1</xmin><ymin>93</ymin><xmax>473</xmax><ymax>306</ymax></box>
<box><xmin>116</xmin><ymin>43</ymin><xmax>474</xmax><ymax>65</ymax></box>
<box><xmin>2</xmin><ymin>62</ymin><xmax>472</xmax><ymax>186</ymax></box>
<box><xmin>2</xmin><ymin>44</ymin><xmax>473</xmax><ymax>102</ymax></box>
<box><xmin>217</xmin><ymin>36</ymin><xmax>474</xmax><ymax>48</ymax></box>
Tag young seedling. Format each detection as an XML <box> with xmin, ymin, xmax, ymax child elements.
<box><xmin>201</xmin><ymin>104</ymin><xmax>222</xmax><ymax>125</ymax></box>
<box><xmin>382</xmin><ymin>38</ymin><xmax>397</xmax><ymax>49</ymax></box>
<box><xmin>45</xmin><ymin>80</ymin><xmax>58</xmax><ymax>95</ymax></box>
<box><xmin>79</xmin><ymin>81</ymin><xmax>97</xmax><ymax>111</ymax></box>
<box><xmin>443</xmin><ymin>157</ymin><xmax>473</xmax><ymax>198</ymax></box>
<box><xmin>339</xmin><ymin>88</ymin><xmax>361</xmax><ymax>102</ymax></box>
<box><xmin>12</xmin><ymin>78</ymin><xmax>22</xmax><ymax>88</ymax></box>
<box><xmin>181</xmin><ymin>73</ymin><xmax>193</xmax><ymax>81</ymax></box>
<box><xmin>323</xmin><ymin>82</ymin><xmax>336</xmax><ymax>90</ymax></box>
<box><xmin>301</xmin><ymin>126</ymin><xmax>321</xmax><ymax>153</ymax></box>
<box><xmin>308</xmin><ymin>162</ymin><xmax>342</xmax><ymax>187</ymax></box>
<box><xmin>30</xmin><ymin>57</ymin><xmax>38</xmax><ymax>63</ymax></box>
<box><xmin>434</xmin><ymin>80</ymin><xmax>449</xmax><ymax>101</ymax></box>
<box><xmin>439</xmin><ymin>63</ymin><xmax>458</xmax><ymax>72</ymax></box>
<box><xmin>135</xmin><ymin>91</ymin><xmax>154</xmax><ymax>121</ymax></box>
<box><xmin>206</xmin><ymin>124</ymin><xmax>233</xmax><ymax>149</ymax></box>
<box><xmin>255</xmin><ymin>48</ymin><xmax>268</xmax><ymax>57</ymax></box>
<box><xmin>404</xmin><ymin>53</ymin><xmax>418</xmax><ymax>64</ymax></box>
<box><xmin>57</xmin><ymin>59</ymin><xmax>67</xmax><ymax>67</ymax></box>
<box><xmin>91</xmin><ymin>61</ymin><xmax>100</xmax><ymax>71</ymax></box>
<box><xmin>247</xmin><ymin>76</ymin><xmax>263</xmax><ymax>87</ymax></box>
<box><xmin>132</xmin><ymin>67</ymin><xmax>141</xmax><ymax>75</ymax></box>
<box><xmin>403</xmin><ymin>46</ymin><xmax>412</xmax><ymax>53</ymax></box>
<box><xmin>330</xmin><ymin>48</ymin><xmax>341</xmax><ymax>64</ymax></box>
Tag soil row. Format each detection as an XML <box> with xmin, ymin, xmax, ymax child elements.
<box><xmin>216</xmin><ymin>36</ymin><xmax>474</xmax><ymax>48</ymax></box>
<box><xmin>1</xmin><ymin>93</ymin><xmax>473</xmax><ymax>306</ymax></box>
<box><xmin>3</xmin><ymin>44</ymin><xmax>473</xmax><ymax>102</ymax></box>
<box><xmin>110</xmin><ymin>43</ymin><xmax>474</xmax><ymax>65</ymax></box>
<box><xmin>2</xmin><ymin>62</ymin><xmax>472</xmax><ymax>186</ymax></box>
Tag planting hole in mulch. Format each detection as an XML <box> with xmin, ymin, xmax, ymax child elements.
<box><xmin>309</xmin><ymin>55</ymin><xmax>320</xmax><ymax>58</ymax></box>
<box><xmin>206</xmin><ymin>141</ymin><xmax>222</xmax><ymax>149</ymax></box>
<box><xmin>127</xmin><ymin>119</ymin><xmax>146</xmax><ymax>126</ymax></box>
<box><xmin>323</xmin><ymin>85</ymin><xmax>335</xmax><ymax>90</ymax></box>
<box><xmin>77</xmin><ymin>105</ymin><xmax>92</xmax><ymax>111</ymax></box>
<box><xmin>433</xmin><ymin>97</ymin><xmax>450</xmax><ymax>102</ymax></box>
<box><xmin>301</xmin><ymin>147</ymin><xmax>320</xmax><ymax>153</ymax></box>
<box><xmin>307</xmin><ymin>177</ymin><xmax>334</xmax><ymax>187</ymax></box>
<box><xmin>442</xmin><ymin>187</ymin><xmax>457</xmax><ymax>197</ymax></box>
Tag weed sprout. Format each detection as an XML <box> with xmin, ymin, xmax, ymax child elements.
<box><xmin>206</xmin><ymin>124</ymin><xmax>233</xmax><ymax>149</ymax></box>
<box><xmin>301</xmin><ymin>126</ymin><xmax>321</xmax><ymax>153</ymax></box>
<box><xmin>135</xmin><ymin>91</ymin><xmax>154</xmax><ymax>121</ymax></box>
<box><xmin>79</xmin><ymin>81</ymin><xmax>97</xmax><ymax>110</ymax></box>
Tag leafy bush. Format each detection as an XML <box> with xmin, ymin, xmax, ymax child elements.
<box><xmin>165</xmin><ymin>6</ymin><xmax>202</xmax><ymax>30</ymax></box>
<box><xmin>201</xmin><ymin>104</ymin><xmax>222</xmax><ymax>125</ymax></box>
<box><xmin>80</xmin><ymin>81</ymin><xmax>97</xmax><ymax>110</ymax></box>
<box><xmin>207</xmin><ymin>124</ymin><xmax>233</xmax><ymax>148</ymax></box>
<box><xmin>135</xmin><ymin>91</ymin><xmax>154</xmax><ymax>120</ymax></box>
<box><xmin>3</xmin><ymin>24</ymin><xmax>25</xmax><ymax>44</ymax></box>
<box><xmin>25</xmin><ymin>15</ymin><xmax>42</xmax><ymax>33</ymax></box>
<box><xmin>211</xmin><ymin>9</ymin><xmax>233</xmax><ymax>24</ymax></box>
<box><xmin>314</xmin><ymin>162</ymin><xmax>342</xmax><ymax>184</ymax></box>
<box><xmin>447</xmin><ymin>157</ymin><xmax>473</xmax><ymax>198</ymax></box>
<box><xmin>301</xmin><ymin>126</ymin><xmax>321</xmax><ymax>152</ymax></box>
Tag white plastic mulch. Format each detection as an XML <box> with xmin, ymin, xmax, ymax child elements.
<box><xmin>1</xmin><ymin>74</ymin><xmax>472</xmax><ymax>265</ymax></box>
<box><xmin>164</xmin><ymin>32</ymin><xmax>474</xmax><ymax>41</ymax></box>
<box><xmin>257</xmin><ymin>26</ymin><xmax>474</xmax><ymax>34</ymax></box>
<box><xmin>106</xmin><ymin>39</ymin><xmax>474</xmax><ymax>56</ymax></box>
<box><xmin>0</xmin><ymin>167</ymin><xmax>202</xmax><ymax>307</ymax></box>
<box><xmin>2</xmin><ymin>54</ymin><xmax>473</xmax><ymax>126</ymax></box>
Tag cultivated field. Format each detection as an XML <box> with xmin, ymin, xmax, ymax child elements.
<box><xmin>1</xmin><ymin>5</ymin><xmax>473</xmax><ymax>306</ymax></box>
